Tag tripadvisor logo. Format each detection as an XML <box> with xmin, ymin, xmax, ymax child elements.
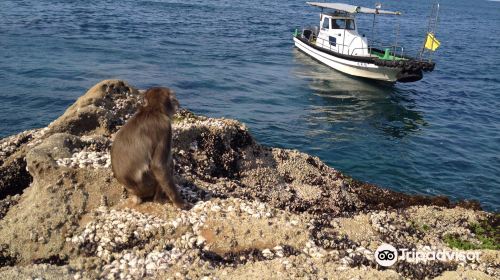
<box><xmin>374</xmin><ymin>243</ymin><xmax>482</xmax><ymax>267</ymax></box>
<box><xmin>375</xmin><ymin>243</ymin><xmax>398</xmax><ymax>267</ymax></box>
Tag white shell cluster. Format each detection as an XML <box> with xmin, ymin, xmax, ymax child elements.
<box><xmin>302</xmin><ymin>240</ymin><xmax>327</xmax><ymax>259</ymax></box>
<box><xmin>56</xmin><ymin>150</ymin><xmax>111</xmax><ymax>169</ymax></box>
<box><xmin>261</xmin><ymin>246</ymin><xmax>285</xmax><ymax>259</ymax></box>
<box><xmin>0</xmin><ymin>143</ymin><xmax>17</xmax><ymax>158</ymax></box>
<box><xmin>174</xmin><ymin>117</ymin><xmax>244</xmax><ymax>133</ymax></box>
<box><xmin>96</xmin><ymin>88</ymin><xmax>141</xmax><ymax>127</ymax></box>
<box><xmin>69</xmin><ymin>198</ymin><xmax>278</xmax><ymax>279</ymax></box>
<box><xmin>369</xmin><ymin>211</ymin><xmax>393</xmax><ymax>234</ymax></box>
<box><xmin>69</xmin><ymin>207</ymin><xmax>168</xmax><ymax>260</ymax></box>
<box><xmin>66</xmin><ymin>198</ymin><xmax>284</xmax><ymax>279</ymax></box>
<box><xmin>0</xmin><ymin>128</ymin><xmax>47</xmax><ymax>156</ymax></box>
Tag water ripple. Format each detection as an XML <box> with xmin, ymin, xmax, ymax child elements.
<box><xmin>0</xmin><ymin>0</ymin><xmax>498</xmax><ymax>211</ymax></box>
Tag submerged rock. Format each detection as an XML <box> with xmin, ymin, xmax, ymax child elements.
<box><xmin>0</xmin><ymin>80</ymin><xmax>497</xmax><ymax>279</ymax></box>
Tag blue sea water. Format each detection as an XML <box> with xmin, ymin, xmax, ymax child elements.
<box><xmin>0</xmin><ymin>0</ymin><xmax>499</xmax><ymax>211</ymax></box>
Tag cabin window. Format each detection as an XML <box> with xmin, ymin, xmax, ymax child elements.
<box><xmin>345</xmin><ymin>19</ymin><xmax>355</xmax><ymax>30</ymax></box>
<box><xmin>329</xmin><ymin>36</ymin><xmax>336</xmax><ymax>47</ymax></box>
<box><xmin>331</xmin><ymin>19</ymin><xmax>341</xmax><ymax>29</ymax></box>
<box><xmin>322</xmin><ymin>18</ymin><xmax>330</xmax><ymax>29</ymax></box>
<box><xmin>331</xmin><ymin>19</ymin><xmax>356</xmax><ymax>30</ymax></box>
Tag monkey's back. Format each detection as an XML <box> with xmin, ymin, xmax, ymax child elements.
<box><xmin>111</xmin><ymin>110</ymin><xmax>171</xmax><ymax>187</ymax></box>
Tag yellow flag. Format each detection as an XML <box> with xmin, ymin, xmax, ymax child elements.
<box><xmin>425</xmin><ymin>33</ymin><xmax>440</xmax><ymax>51</ymax></box>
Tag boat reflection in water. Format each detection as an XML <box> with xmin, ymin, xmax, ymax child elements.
<box><xmin>292</xmin><ymin>49</ymin><xmax>426</xmax><ymax>141</ymax></box>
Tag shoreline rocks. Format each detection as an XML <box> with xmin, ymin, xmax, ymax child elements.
<box><xmin>0</xmin><ymin>80</ymin><xmax>497</xmax><ymax>279</ymax></box>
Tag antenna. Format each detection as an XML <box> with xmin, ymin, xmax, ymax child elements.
<box><xmin>371</xmin><ymin>3</ymin><xmax>382</xmax><ymax>50</ymax></box>
<box><xmin>420</xmin><ymin>1</ymin><xmax>440</xmax><ymax>61</ymax></box>
<box><xmin>395</xmin><ymin>19</ymin><xmax>401</xmax><ymax>58</ymax></box>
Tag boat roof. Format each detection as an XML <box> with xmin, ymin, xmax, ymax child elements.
<box><xmin>307</xmin><ymin>2</ymin><xmax>401</xmax><ymax>15</ymax></box>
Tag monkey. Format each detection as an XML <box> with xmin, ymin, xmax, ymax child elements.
<box><xmin>111</xmin><ymin>87</ymin><xmax>188</xmax><ymax>210</ymax></box>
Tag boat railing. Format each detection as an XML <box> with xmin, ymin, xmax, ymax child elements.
<box><xmin>350</xmin><ymin>45</ymin><xmax>405</xmax><ymax>59</ymax></box>
<box><xmin>313</xmin><ymin>36</ymin><xmax>351</xmax><ymax>55</ymax></box>
<box><xmin>366</xmin><ymin>39</ymin><xmax>406</xmax><ymax>59</ymax></box>
<box><xmin>307</xmin><ymin>36</ymin><xmax>405</xmax><ymax>59</ymax></box>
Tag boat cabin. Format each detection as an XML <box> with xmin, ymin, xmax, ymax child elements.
<box><xmin>316</xmin><ymin>13</ymin><xmax>369</xmax><ymax>56</ymax></box>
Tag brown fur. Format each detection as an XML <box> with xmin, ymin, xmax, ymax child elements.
<box><xmin>111</xmin><ymin>87</ymin><xmax>187</xmax><ymax>209</ymax></box>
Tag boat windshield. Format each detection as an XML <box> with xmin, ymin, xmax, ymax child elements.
<box><xmin>331</xmin><ymin>18</ymin><xmax>355</xmax><ymax>30</ymax></box>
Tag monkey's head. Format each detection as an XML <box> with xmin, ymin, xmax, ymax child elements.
<box><xmin>143</xmin><ymin>87</ymin><xmax>179</xmax><ymax>117</ymax></box>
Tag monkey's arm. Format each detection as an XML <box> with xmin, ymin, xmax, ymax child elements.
<box><xmin>150</xmin><ymin>130</ymin><xmax>187</xmax><ymax>210</ymax></box>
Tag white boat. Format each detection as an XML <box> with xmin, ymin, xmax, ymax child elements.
<box><xmin>293</xmin><ymin>2</ymin><xmax>438</xmax><ymax>83</ymax></box>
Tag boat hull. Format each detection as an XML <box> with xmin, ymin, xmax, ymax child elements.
<box><xmin>293</xmin><ymin>37</ymin><xmax>402</xmax><ymax>82</ymax></box>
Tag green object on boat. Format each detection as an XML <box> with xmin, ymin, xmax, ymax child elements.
<box><xmin>383</xmin><ymin>48</ymin><xmax>391</xmax><ymax>59</ymax></box>
<box><xmin>293</xmin><ymin>28</ymin><xmax>299</xmax><ymax>37</ymax></box>
<box><xmin>370</xmin><ymin>49</ymin><xmax>405</xmax><ymax>61</ymax></box>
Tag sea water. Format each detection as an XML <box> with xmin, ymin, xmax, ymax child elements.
<box><xmin>0</xmin><ymin>0</ymin><xmax>499</xmax><ymax>211</ymax></box>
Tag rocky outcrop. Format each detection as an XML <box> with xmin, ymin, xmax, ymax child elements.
<box><xmin>0</xmin><ymin>80</ymin><xmax>497</xmax><ymax>279</ymax></box>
